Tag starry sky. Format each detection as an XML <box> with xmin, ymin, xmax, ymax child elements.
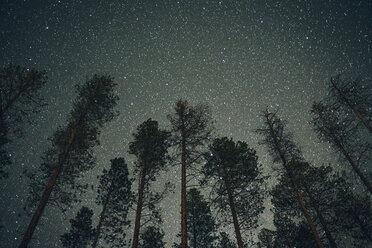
<box><xmin>0</xmin><ymin>0</ymin><xmax>371</xmax><ymax>247</ymax></box>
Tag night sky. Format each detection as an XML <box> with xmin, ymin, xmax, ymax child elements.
<box><xmin>1</xmin><ymin>0</ymin><xmax>371</xmax><ymax>247</ymax></box>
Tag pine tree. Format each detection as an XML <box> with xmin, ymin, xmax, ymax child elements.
<box><xmin>20</xmin><ymin>74</ymin><xmax>118</xmax><ymax>247</ymax></box>
<box><xmin>129</xmin><ymin>119</ymin><xmax>170</xmax><ymax>248</ymax></box>
<box><xmin>140</xmin><ymin>226</ymin><xmax>166</xmax><ymax>248</ymax></box>
<box><xmin>168</xmin><ymin>99</ymin><xmax>213</xmax><ymax>248</ymax></box>
<box><xmin>92</xmin><ymin>157</ymin><xmax>132</xmax><ymax>248</ymax></box>
<box><xmin>327</xmin><ymin>75</ymin><xmax>372</xmax><ymax>133</ymax></box>
<box><xmin>187</xmin><ymin>188</ymin><xmax>217</xmax><ymax>248</ymax></box>
<box><xmin>333</xmin><ymin>182</ymin><xmax>372</xmax><ymax>247</ymax></box>
<box><xmin>202</xmin><ymin>137</ymin><xmax>264</xmax><ymax>248</ymax></box>
<box><xmin>60</xmin><ymin>206</ymin><xmax>95</xmax><ymax>248</ymax></box>
<box><xmin>256</xmin><ymin>109</ymin><xmax>325</xmax><ymax>248</ymax></box>
<box><xmin>0</xmin><ymin>64</ymin><xmax>47</xmax><ymax>178</ymax></box>
<box><xmin>311</xmin><ymin>102</ymin><xmax>372</xmax><ymax>194</ymax></box>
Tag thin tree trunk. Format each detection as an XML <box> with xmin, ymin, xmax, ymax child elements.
<box><xmin>1</xmin><ymin>81</ymin><xmax>29</xmax><ymax>118</ymax></box>
<box><xmin>92</xmin><ymin>186</ymin><xmax>113</xmax><ymax>248</ymax></box>
<box><xmin>264</xmin><ymin>112</ymin><xmax>325</xmax><ymax>248</ymax></box>
<box><xmin>317</xmin><ymin>111</ymin><xmax>372</xmax><ymax>194</ymax></box>
<box><xmin>306</xmin><ymin>189</ymin><xmax>338</xmax><ymax>248</ymax></box>
<box><xmin>131</xmin><ymin>166</ymin><xmax>147</xmax><ymax>248</ymax></box>
<box><xmin>222</xmin><ymin>165</ymin><xmax>244</xmax><ymax>248</ymax></box>
<box><xmin>19</xmin><ymin>129</ymin><xmax>76</xmax><ymax>248</ymax></box>
<box><xmin>331</xmin><ymin>79</ymin><xmax>372</xmax><ymax>133</ymax></box>
<box><xmin>181</xmin><ymin>115</ymin><xmax>188</xmax><ymax>248</ymax></box>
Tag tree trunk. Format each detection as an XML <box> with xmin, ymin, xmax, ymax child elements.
<box><xmin>92</xmin><ymin>186</ymin><xmax>113</xmax><ymax>248</ymax></box>
<box><xmin>222</xmin><ymin>165</ymin><xmax>244</xmax><ymax>248</ymax></box>
<box><xmin>306</xmin><ymin>189</ymin><xmax>338</xmax><ymax>248</ymax></box>
<box><xmin>264</xmin><ymin>112</ymin><xmax>325</xmax><ymax>248</ymax></box>
<box><xmin>19</xmin><ymin>129</ymin><xmax>76</xmax><ymax>248</ymax></box>
<box><xmin>317</xmin><ymin>111</ymin><xmax>372</xmax><ymax>194</ymax></box>
<box><xmin>330</xmin><ymin>79</ymin><xmax>372</xmax><ymax>133</ymax></box>
<box><xmin>181</xmin><ymin>115</ymin><xmax>188</xmax><ymax>248</ymax></box>
<box><xmin>192</xmin><ymin>205</ymin><xmax>197</xmax><ymax>248</ymax></box>
<box><xmin>131</xmin><ymin>166</ymin><xmax>147</xmax><ymax>248</ymax></box>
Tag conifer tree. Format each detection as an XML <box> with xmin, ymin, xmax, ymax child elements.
<box><xmin>60</xmin><ymin>206</ymin><xmax>95</xmax><ymax>248</ymax></box>
<box><xmin>257</xmin><ymin>109</ymin><xmax>325</xmax><ymax>248</ymax></box>
<box><xmin>311</xmin><ymin>102</ymin><xmax>372</xmax><ymax>194</ymax></box>
<box><xmin>129</xmin><ymin>119</ymin><xmax>170</xmax><ymax>248</ymax></box>
<box><xmin>327</xmin><ymin>75</ymin><xmax>372</xmax><ymax>133</ymax></box>
<box><xmin>168</xmin><ymin>99</ymin><xmax>213</xmax><ymax>248</ymax></box>
<box><xmin>140</xmin><ymin>226</ymin><xmax>166</xmax><ymax>248</ymax></box>
<box><xmin>0</xmin><ymin>64</ymin><xmax>47</xmax><ymax>178</ymax></box>
<box><xmin>20</xmin><ymin>74</ymin><xmax>118</xmax><ymax>247</ymax></box>
<box><xmin>187</xmin><ymin>188</ymin><xmax>217</xmax><ymax>248</ymax></box>
<box><xmin>92</xmin><ymin>157</ymin><xmax>132</xmax><ymax>248</ymax></box>
<box><xmin>203</xmin><ymin>137</ymin><xmax>264</xmax><ymax>248</ymax></box>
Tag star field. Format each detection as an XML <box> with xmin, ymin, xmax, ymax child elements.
<box><xmin>0</xmin><ymin>0</ymin><xmax>371</xmax><ymax>247</ymax></box>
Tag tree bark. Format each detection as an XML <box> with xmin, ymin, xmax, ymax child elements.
<box><xmin>330</xmin><ymin>79</ymin><xmax>372</xmax><ymax>133</ymax></box>
<box><xmin>263</xmin><ymin>112</ymin><xmax>325</xmax><ymax>248</ymax></box>
<box><xmin>222</xmin><ymin>165</ymin><xmax>244</xmax><ymax>248</ymax></box>
<box><xmin>316</xmin><ymin>110</ymin><xmax>372</xmax><ymax>194</ymax></box>
<box><xmin>181</xmin><ymin>113</ymin><xmax>188</xmax><ymax>248</ymax></box>
<box><xmin>19</xmin><ymin>129</ymin><xmax>76</xmax><ymax>248</ymax></box>
<box><xmin>92</xmin><ymin>186</ymin><xmax>113</xmax><ymax>248</ymax></box>
<box><xmin>131</xmin><ymin>165</ymin><xmax>147</xmax><ymax>248</ymax></box>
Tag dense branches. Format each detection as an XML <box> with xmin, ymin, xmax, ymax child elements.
<box><xmin>92</xmin><ymin>157</ymin><xmax>132</xmax><ymax>248</ymax></box>
<box><xmin>0</xmin><ymin>64</ymin><xmax>47</xmax><ymax>178</ymax></box>
<box><xmin>129</xmin><ymin>119</ymin><xmax>170</xmax><ymax>248</ymax></box>
<box><xmin>20</xmin><ymin>74</ymin><xmax>118</xmax><ymax>247</ymax></box>
<box><xmin>203</xmin><ymin>137</ymin><xmax>264</xmax><ymax>248</ymax></box>
<box><xmin>168</xmin><ymin>99</ymin><xmax>213</xmax><ymax>248</ymax></box>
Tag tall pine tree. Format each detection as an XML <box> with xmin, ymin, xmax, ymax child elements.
<box><xmin>257</xmin><ymin>109</ymin><xmax>325</xmax><ymax>248</ymax></box>
<box><xmin>168</xmin><ymin>99</ymin><xmax>213</xmax><ymax>248</ymax></box>
<box><xmin>20</xmin><ymin>74</ymin><xmax>118</xmax><ymax>247</ymax></box>
<box><xmin>129</xmin><ymin>119</ymin><xmax>170</xmax><ymax>248</ymax></box>
<box><xmin>92</xmin><ymin>157</ymin><xmax>132</xmax><ymax>248</ymax></box>
<box><xmin>203</xmin><ymin>137</ymin><xmax>264</xmax><ymax>248</ymax></box>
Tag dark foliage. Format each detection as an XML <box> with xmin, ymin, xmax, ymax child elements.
<box><xmin>60</xmin><ymin>206</ymin><xmax>95</xmax><ymax>248</ymax></box>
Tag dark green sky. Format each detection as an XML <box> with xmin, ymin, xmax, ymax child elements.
<box><xmin>1</xmin><ymin>0</ymin><xmax>371</xmax><ymax>247</ymax></box>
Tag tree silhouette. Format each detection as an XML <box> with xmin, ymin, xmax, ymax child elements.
<box><xmin>0</xmin><ymin>64</ymin><xmax>47</xmax><ymax>178</ymax></box>
<box><xmin>311</xmin><ymin>102</ymin><xmax>372</xmax><ymax>194</ymax></box>
<box><xmin>187</xmin><ymin>188</ymin><xmax>217</xmax><ymax>248</ymax></box>
<box><xmin>129</xmin><ymin>119</ymin><xmax>170</xmax><ymax>248</ymax></box>
<box><xmin>140</xmin><ymin>226</ymin><xmax>166</xmax><ymax>248</ymax></box>
<box><xmin>203</xmin><ymin>137</ymin><xmax>264</xmax><ymax>248</ymax></box>
<box><xmin>60</xmin><ymin>206</ymin><xmax>95</xmax><ymax>248</ymax></box>
<box><xmin>168</xmin><ymin>99</ymin><xmax>213</xmax><ymax>248</ymax></box>
<box><xmin>20</xmin><ymin>74</ymin><xmax>118</xmax><ymax>247</ymax></box>
<box><xmin>327</xmin><ymin>75</ymin><xmax>372</xmax><ymax>133</ymax></box>
<box><xmin>92</xmin><ymin>157</ymin><xmax>132</xmax><ymax>248</ymax></box>
<box><xmin>257</xmin><ymin>109</ymin><xmax>325</xmax><ymax>248</ymax></box>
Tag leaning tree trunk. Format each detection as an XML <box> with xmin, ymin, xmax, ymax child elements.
<box><xmin>131</xmin><ymin>165</ymin><xmax>147</xmax><ymax>248</ymax></box>
<box><xmin>19</xmin><ymin>129</ymin><xmax>77</xmax><ymax>248</ymax></box>
<box><xmin>92</xmin><ymin>186</ymin><xmax>113</xmax><ymax>248</ymax></box>
<box><xmin>264</xmin><ymin>113</ymin><xmax>325</xmax><ymax>248</ymax></box>
<box><xmin>331</xmin><ymin>79</ymin><xmax>372</xmax><ymax>133</ymax></box>
<box><xmin>316</xmin><ymin>110</ymin><xmax>372</xmax><ymax>194</ymax></box>
<box><xmin>222</xmin><ymin>165</ymin><xmax>244</xmax><ymax>248</ymax></box>
<box><xmin>306</xmin><ymin>188</ymin><xmax>338</xmax><ymax>248</ymax></box>
<box><xmin>181</xmin><ymin>116</ymin><xmax>188</xmax><ymax>248</ymax></box>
